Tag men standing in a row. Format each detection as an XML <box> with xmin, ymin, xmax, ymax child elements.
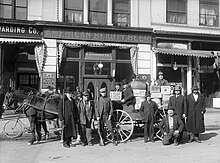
<box><xmin>183</xmin><ymin>85</ymin><xmax>206</xmax><ymax>143</ymax></box>
<box><xmin>58</xmin><ymin>87</ymin><xmax>79</xmax><ymax>148</ymax></box>
<box><xmin>140</xmin><ymin>91</ymin><xmax>158</xmax><ymax>143</ymax></box>
<box><xmin>168</xmin><ymin>85</ymin><xmax>186</xmax><ymax>142</ymax></box>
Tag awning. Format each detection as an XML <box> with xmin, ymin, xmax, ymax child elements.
<box><xmin>57</xmin><ymin>40</ymin><xmax>136</xmax><ymax>48</ymax></box>
<box><xmin>0</xmin><ymin>38</ymin><xmax>44</xmax><ymax>44</ymax></box>
<box><xmin>153</xmin><ymin>48</ymin><xmax>215</xmax><ymax>58</ymax></box>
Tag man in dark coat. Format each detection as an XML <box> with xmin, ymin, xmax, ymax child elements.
<box><xmin>155</xmin><ymin>71</ymin><xmax>169</xmax><ymax>86</ymax></box>
<box><xmin>121</xmin><ymin>79</ymin><xmax>136</xmax><ymax>114</ymax></box>
<box><xmin>140</xmin><ymin>91</ymin><xmax>158</xmax><ymax>143</ymax></box>
<box><xmin>77</xmin><ymin>91</ymin><xmax>94</xmax><ymax>146</ymax></box>
<box><xmin>0</xmin><ymin>85</ymin><xmax>5</xmax><ymax>119</ymax></box>
<box><xmin>168</xmin><ymin>85</ymin><xmax>186</xmax><ymax>142</ymax></box>
<box><xmin>58</xmin><ymin>87</ymin><xmax>79</xmax><ymax>148</ymax></box>
<box><xmin>96</xmin><ymin>87</ymin><xmax>117</xmax><ymax>146</ymax></box>
<box><xmin>183</xmin><ymin>85</ymin><xmax>206</xmax><ymax>143</ymax></box>
<box><xmin>160</xmin><ymin>107</ymin><xmax>184</xmax><ymax>146</ymax></box>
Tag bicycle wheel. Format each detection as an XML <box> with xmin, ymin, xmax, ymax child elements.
<box><xmin>3</xmin><ymin>119</ymin><xmax>23</xmax><ymax>138</ymax></box>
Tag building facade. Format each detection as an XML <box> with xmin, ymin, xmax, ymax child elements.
<box><xmin>0</xmin><ymin>0</ymin><xmax>220</xmax><ymax>107</ymax></box>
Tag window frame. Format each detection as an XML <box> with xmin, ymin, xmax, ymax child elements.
<box><xmin>63</xmin><ymin>0</ymin><xmax>84</xmax><ymax>23</ymax></box>
<box><xmin>199</xmin><ymin>0</ymin><xmax>219</xmax><ymax>27</ymax></box>
<box><xmin>166</xmin><ymin>0</ymin><xmax>187</xmax><ymax>24</ymax></box>
<box><xmin>112</xmin><ymin>0</ymin><xmax>130</xmax><ymax>27</ymax></box>
<box><xmin>0</xmin><ymin>0</ymin><xmax>27</xmax><ymax>20</ymax></box>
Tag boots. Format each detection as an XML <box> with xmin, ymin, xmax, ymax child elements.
<box><xmin>188</xmin><ymin>133</ymin><xmax>194</xmax><ymax>143</ymax></box>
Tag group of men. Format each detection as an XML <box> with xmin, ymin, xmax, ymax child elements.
<box><xmin>58</xmin><ymin>79</ymin><xmax>135</xmax><ymax>148</ymax></box>
<box><xmin>140</xmin><ymin>71</ymin><xmax>206</xmax><ymax>146</ymax></box>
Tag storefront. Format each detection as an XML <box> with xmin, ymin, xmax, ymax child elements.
<box><xmin>42</xmin><ymin>24</ymin><xmax>153</xmax><ymax>101</ymax></box>
<box><xmin>0</xmin><ymin>21</ymin><xmax>44</xmax><ymax>93</ymax></box>
<box><xmin>153</xmin><ymin>31</ymin><xmax>220</xmax><ymax>107</ymax></box>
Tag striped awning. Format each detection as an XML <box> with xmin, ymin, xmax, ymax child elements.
<box><xmin>0</xmin><ymin>38</ymin><xmax>44</xmax><ymax>44</ymax></box>
<box><xmin>57</xmin><ymin>40</ymin><xmax>136</xmax><ymax>48</ymax></box>
<box><xmin>153</xmin><ymin>48</ymin><xmax>215</xmax><ymax>58</ymax></box>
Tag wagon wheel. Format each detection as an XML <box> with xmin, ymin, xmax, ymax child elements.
<box><xmin>154</xmin><ymin>109</ymin><xmax>166</xmax><ymax>140</ymax></box>
<box><xmin>106</xmin><ymin>109</ymin><xmax>134</xmax><ymax>143</ymax></box>
<box><xmin>3</xmin><ymin>119</ymin><xmax>23</xmax><ymax>138</ymax></box>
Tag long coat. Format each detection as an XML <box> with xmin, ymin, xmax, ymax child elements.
<box><xmin>140</xmin><ymin>100</ymin><xmax>158</xmax><ymax>123</ymax></box>
<box><xmin>185</xmin><ymin>93</ymin><xmax>206</xmax><ymax>133</ymax></box>
<box><xmin>168</xmin><ymin>95</ymin><xmax>186</xmax><ymax>118</ymax></box>
<box><xmin>122</xmin><ymin>85</ymin><xmax>136</xmax><ymax>106</ymax></box>
<box><xmin>58</xmin><ymin>96</ymin><xmax>78</xmax><ymax>138</ymax></box>
<box><xmin>159</xmin><ymin>115</ymin><xmax>184</xmax><ymax>134</ymax></box>
<box><xmin>156</xmin><ymin>79</ymin><xmax>168</xmax><ymax>86</ymax></box>
<box><xmin>77</xmin><ymin>100</ymin><xmax>94</xmax><ymax>125</ymax></box>
<box><xmin>95</xmin><ymin>96</ymin><xmax>113</xmax><ymax>123</ymax></box>
<box><xmin>0</xmin><ymin>92</ymin><xmax>5</xmax><ymax>117</ymax></box>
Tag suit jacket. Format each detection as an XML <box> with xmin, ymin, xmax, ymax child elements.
<box><xmin>140</xmin><ymin>100</ymin><xmax>158</xmax><ymax>122</ymax></box>
<box><xmin>77</xmin><ymin>100</ymin><xmax>94</xmax><ymax>125</ymax></box>
<box><xmin>160</xmin><ymin>115</ymin><xmax>184</xmax><ymax>134</ymax></box>
<box><xmin>156</xmin><ymin>79</ymin><xmax>168</xmax><ymax>86</ymax></box>
<box><xmin>168</xmin><ymin>95</ymin><xmax>186</xmax><ymax>118</ymax></box>
<box><xmin>122</xmin><ymin>85</ymin><xmax>136</xmax><ymax>106</ymax></box>
<box><xmin>95</xmin><ymin>96</ymin><xmax>113</xmax><ymax>123</ymax></box>
<box><xmin>185</xmin><ymin>93</ymin><xmax>206</xmax><ymax>133</ymax></box>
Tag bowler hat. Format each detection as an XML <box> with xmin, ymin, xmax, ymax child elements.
<box><xmin>100</xmin><ymin>87</ymin><xmax>107</xmax><ymax>93</ymax></box>
<box><xmin>82</xmin><ymin>91</ymin><xmax>89</xmax><ymax>96</ymax></box>
<box><xmin>145</xmin><ymin>91</ymin><xmax>151</xmax><ymax>97</ymax></box>
<box><xmin>168</xmin><ymin>106</ymin><xmax>175</xmax><ymax>110</ymax></box>
<box><xmin>158</xmin><ymin>71</ymin><xmax>163</xmax><ymax>76</ymax></box>
<box><xmin>65</xmin><ymin>87</ymin><xmax>72</xmax><ymax>93</ymax></box>
<box><xmin>192</xmin><ymin>85</ymin><xmax>199</xmax><ymax>90</ymax></box>
<box><xmin>174</xmin><ymin>85</ymin><xmax>182</xmax><ymax>91</ymax></box>
<box><xmin>121</xmin><ymin>79</ymin><xmax>128</xmax><ymax>85</ymax></box>
<box><xmin>115</xmin><ymin>82</ymin><xmax>121</xmax><ymax>86</ymax></box>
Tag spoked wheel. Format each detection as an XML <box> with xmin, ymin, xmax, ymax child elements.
<box><xmin>106</xmin><ymin>109</ymin><xmax>134</xmax><ymax>143</ymax></box>
<box><xmin>153</xmin><ymin>109</ymin><xmax>166</xmax><ymax>140</ymax></box>
<box><xmin>3</xmin><ymin>120</ymin><xmax>23</xmax><ymax>138</ymax></box>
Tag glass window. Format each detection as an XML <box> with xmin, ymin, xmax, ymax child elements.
<box><xmin>199</xmin><ymin>0</ymin><xmax>218</xmax><ymax>26</ymax></box>
<box><xmin>167</xmin><ymin>0</ymin><xmax>187</xmax><ymax>24</ymax></box>
<box><xmin>64</xmin><ymin>0</ymin><xmax>83</xmax><ymax>23</ymax></box>
<box><xmin>0</xmin><ymin>0</ymin><xmax>27</xmax><ymax>20</ymax></box>
<box><xmin>89</xmin><ymin>0</ymin><xmax>107</xmax><ymax>25</ymax></box>
<box><xmin>113</xmin><ymin>0</ymin><xmax>130</xmax><ymax>27</ymax></box>
<box><xmin>85</xmin><ymin>62</ymin><xmax>110</xmax><ymax>75</ymax></box>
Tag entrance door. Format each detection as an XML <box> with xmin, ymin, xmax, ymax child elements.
<box><xmin>84</xmin><ymin>78</ymin><xmax>111</xmax><ymax>102</ymax></box>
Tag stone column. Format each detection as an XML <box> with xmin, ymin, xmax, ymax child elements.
<box><xmin>84</xmin><ymin>0</ymin><xmax>89</xmax><ymax>24</ymax></box>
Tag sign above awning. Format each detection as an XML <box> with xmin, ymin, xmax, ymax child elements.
<box><xmin>0</xmin><ymin>38</ymin><xmax>44</xmax><ymax>44</ymax></box>
<box><xmin>153</xmin><ymin>48</ymin><xmax>215</xmax><ymax>58</ymax></box>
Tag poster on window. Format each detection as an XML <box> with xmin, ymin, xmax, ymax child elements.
<box><xmin>42</xmin><ymin>72</ymin><xmax>56</xmax><ymax>89</ymax></box>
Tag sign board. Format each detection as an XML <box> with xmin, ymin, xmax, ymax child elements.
<box><xmin>150</xmin><ymin>85</ymin><xmax>160</xmax><ymax>93</ymax></box>
<box><xmin>110</xmin><ymin>91</ymin><xmax>122</xmax><ymax>101</ymax></box>
<box><xmin>135</xmin><ymin>96</ymin><xmax>145</xmax><ymax>110</ymax></box>
<box><xmin>42</xmin><ymin>72</ymin><xmax>56</xmax><ymax>89</ymax></box>
<box><xmin>133</xmin><ymin>89</ymin><xmax>146</xmax><ymax>97</ymax></box>
<box><xmin>161</xmin><ymin>86</ymin><xmax>171</xmax><ymax>94</ymax></box>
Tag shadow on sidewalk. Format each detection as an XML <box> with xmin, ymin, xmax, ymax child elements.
<box><xmin>200</xmin><ymin>132</ymin><xmax>218</xmax><ymax>141</ymax></box>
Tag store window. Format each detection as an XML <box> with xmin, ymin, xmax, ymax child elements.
<box><xmin>0</xmin><ymin>0</ymin><xmax>27</xmax><ymax>20</ymax></box>
<box><xmin>64</xmin><ymin>0</ymin><xmax>83</xmax><ymax>23</ymax></box>
<box><xmin>166</xmin><ymin>0</ymin><xmax>187</xmax><ymax>24</ymax></box>
<box><xmin>89</xmin><ymin>0</ymin><xmax>107</xmax><ymax>25</ymax></box>
<box><xmin>199</xmin><ymin>0</ymin><xmax>218</xmax><ymax>26</ymax></box>
<box><xmin>113</xmin><ymin>0</ymin><xmax>130</xmax><ymax>27</ymax></box>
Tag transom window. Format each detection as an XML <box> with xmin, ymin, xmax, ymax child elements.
<box><xmin>113</xmin><ymin>0</ymin><xmax>130</xmax><ymax>27</ymax></box>
<box><xmin>166</xmin><ymin>0</ymin><xmax>187</xmax><ymax>24</ymax></box>
<box><xmin>64</xmin><ymin>0</ymin><xmax>83</xmax><ymax>23</ymax></box>
<box><xmin>0</xmin><ymin>0</ymin><xmax>27</xmax><ymax>20</ymax></box>
<box><xmin>199</xmin><ymin>0</ymin><xmax>219</xmax><ymax>26</ymax></box>
<box><xmin>89</xmin><ymin>0</ymin><xmax>107</xmax><ymax>25</ymax></box>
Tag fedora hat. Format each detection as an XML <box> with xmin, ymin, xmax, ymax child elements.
<box><xmin>145</xmin><ymin>91</ymin><xmax>151</xmax><ymax>97</ymax></box>
<box><xmin>168</xmin><ymin>106</ymin><xmax>175</xmax><ymax>110</ymax></box>
<box><xmin>115</xmin><ymin>82</ymin><xmax>121</xmax><ymax>86</ymax></box>
<box><xmin>174</xmin><ymin>85</ymin><xmax>182</xmax><ymax>91</ymax></box>
<box><xmin>121</xmin><ymin>79</ymin><xmax>128</xmax><ymax>85</ymax></box>
<box><xmin>158</xmin><ymin>71</ymin><xmax>163</xmax><ymax>76</ymax></box>
<box><xmin>192</xmin><ymin>85</ymin><xmax>199</xmax><ymax>90</ymax></box>
<box><xmin>65</xmin><ymin>87</ymin><xmax>72</xmax><ymax>93</ymax></box>
<box><xmin>100</xmin><ymin>87</ymin><xmax>107</xmax><ymax>93</ymax></box>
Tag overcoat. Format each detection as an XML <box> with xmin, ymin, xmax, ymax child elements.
<box><xmin>77</xmin><ymin>100</ymin><xmax>94</xmax><ymax>125</ymax></box>
<box><xmin>0</xmin><ymin>91</ymin><xmax>5</xmax><ymax>117</ymax></box>
<box><xmin>159</xmin><ymin>115</ymin><xmax>184</xmax><ymax>134</ymax></box>
<box><xmin>95</xmin><ymin>96</ymin><xmax>113</xmax><ymax>123</ymax></box>
<box><xmin>58</xmin><ymin>96</ymin><xmax>78</xmax><ymax>138</ymax></box>
<box><xmin>156</xmin><ymin>79</ymin><xmax>168</xmax><ymax>86</ymax></box>
<box><xmin>122</xmin><ymin>85</ymin><xmax>136</xmax><ymax>106</ymax></box>
<box><xmin>140</xmin><ymin>100</ymin><xmax>158</xmax><ymax>123</ymax></box>
<box><xmin>168</xmin><ymin>95</ymin><xmax>186</xmax><ymax>118</ymax></box>
<box><xmin>185</xmin><ymin>93</ymin><xmax>206</xmax><ymax>133</ymax></box>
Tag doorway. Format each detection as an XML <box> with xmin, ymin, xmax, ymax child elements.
<box><xmin>84</xmin><ymin>78</ymin><xmax>112</xmax><ymax>102</ymax></box>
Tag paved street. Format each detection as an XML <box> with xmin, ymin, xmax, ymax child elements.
<box><xmin>0</xmin><ymin>108</ymin><xmax>220</xmax><ymax>163</ymax></box>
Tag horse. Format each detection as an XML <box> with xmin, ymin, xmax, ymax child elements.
<box><xmin>3</xmin><ymin>87</ymin><xmax>62</xmax><ymax>145</ymax></box>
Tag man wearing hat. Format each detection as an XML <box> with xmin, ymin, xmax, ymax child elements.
<box><xmin>184</xmin><ymin>85</ymin><xmax>206</xmax><ymax>143</ymax></box>
<box><xmin>95</xmin><ymin>87</ymin><xmax>117</xmax><ymax>146</ymax></box>
<box><xmin>112</xmin><ymin>82</ymin><xmax>123</xmax><ymax>110</ymax></box>
<box><xmin>77</xmin><ymin>90</ymin><xmax>95</xmax><ymax>146</ymax></box>
<box><xmin>140</xmin><ymin>91</ymin><xmax>158</xmax><ymax>143</ymax></box>
<box><xmin>159</xmin><ymin>106</ymin><xmax>184</xmax><ymax>146</ymax></box>
<box><xmin>58</xmin><ymin>87</ymin><xmax>79</xmax><ymax>148</ymax></box>
<box><xmin>155</xmin><ymin>71</ymin><xmax>169</xmax><ymax>86</ymax></box>
<box><xmin>168</xmin><ymin>85</ymin><xmax>186</xmax><ymax>142</ymax></box>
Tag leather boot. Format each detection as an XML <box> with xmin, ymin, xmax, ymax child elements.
<box><xmin>194</xmin><ymin>137</ymin><xmax>201</xmax><ymax>143</ymax></box>
<box><xmin>188</xmin><ymin>133</ymin><xmax>194</xmax><ymax>143</ymax></box>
